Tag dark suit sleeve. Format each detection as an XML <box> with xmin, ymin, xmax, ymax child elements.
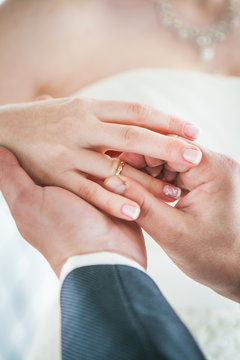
<box><xmin>61</xmin><ymin>265</ymin><xmax>206</xmax><ymax>360</ymax></box>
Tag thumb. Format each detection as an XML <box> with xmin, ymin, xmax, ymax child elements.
<box><xmin>104</xmin><ymin>175</ymin><xmax>185</xmax><ymax>246</ymax></box>
<box><xmin>0</xmin><ymin>147</ymin><xmax>38</xmax><ymax>213</ymax></box>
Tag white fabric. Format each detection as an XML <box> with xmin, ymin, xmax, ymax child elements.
<box><xmin>1</xmin><ymin>68</ymin><xmax>240</xmax><ymax>360</ymax></box>
<box><xmin>60</xmin><ymin>252</ymin><xmax>145</xmax><ymax>285</ymax></box>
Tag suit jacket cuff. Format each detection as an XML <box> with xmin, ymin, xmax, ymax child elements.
<box><xmin>60</xmin><ymin>252</ymin><xmax>146</xmax><ymax>285</ymax></box>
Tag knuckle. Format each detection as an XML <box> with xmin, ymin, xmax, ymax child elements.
<box><xmin>67</xmin><ymin>97</ymin><xmax>86</xmax><ymax>111</ymax></box>
<box><xmin>129</xmin><ymin>102</ymin><xmax>153</xmax><ymax>122</ymax></box>
<box><xmin>168</xmin><ymin>116</ymin><xmax>182</xmax><ymax>134</ymax></box>
<box><xmin>79</xmin><ymin>183</ymin><xmax>97</xmax><ymax>202</ymax></box>
<box><xmin>42</xmin><ymin>146</ymin><xmax>70</xmax><ymax>176</ymax></box>
<box><xmin>222</xmin><ymin>155</ymin><xmax>238</xmax><ymax>171</ymax></box>
<box><xmin>63</xmin><ymin>97</ymin><xmax>90</xmax><ymax>120</ymax></box>
<box><xmin>105</xmin><ymin>196</ymin><xmax>117</xmax><ymax>214</ymax></box>
<box><xmin>219</xmin><ymin>154</ymin><xmax>240</xmax><ymax>186</ymax></box>
<box><xmin>147</xmin><ymin>176</ymin><xmax>163</xmax><ymax>198</ymax></box>
<box><xmin>215</xmin><ymin>154</ymin><xmax>238</xmax><ymax>174</ymax></box>
<box><xmin>137</xmin><ymin>194</ymin><xmax>152</xmax><ymax>222</ymax></box>
<box><xmin>121</xmin><ymin>126</ymin><xmax>139</xmax><ymax>147</ymax></box>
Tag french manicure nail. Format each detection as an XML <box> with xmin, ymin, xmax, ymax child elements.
<box><xmin>163</xmin><ymin>184</ymin><xmax>181</xmax><ymax>199</ymax></box>
<box><xmin>183</xmin><ymin>123</ymin><xmax>201</xmax><ymax>139</ymax></box>
<box><xmin>183</xmin><ymin>149</ymin><xmax>202</xmax><ymax>165</ymax></box>
<box><xmin>122</xmin><ymin>205</ymin><xmax>140</xmax><ymax>220</ymax></box>
<box><xmin>105</xmin><ymin>176</ymin><xmax>126</xmax><ymax>194</ymax></box>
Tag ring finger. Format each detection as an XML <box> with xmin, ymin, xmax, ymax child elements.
<box><xmin>73</xmin><ymin>151</ymin><xmax>181</xmax><ymax>202</ymax></box>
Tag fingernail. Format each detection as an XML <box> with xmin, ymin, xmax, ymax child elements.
<box><xmin>183</xmin><ymin>149</ymin><xmax>202</xmax><ymax>165</ymax></box>
<box><xmin>122</xmin><ymin>205</ymin><xmax>140</xmax><ymax>220</ymax></box>
<box><xmin>183</xmin><ymin>123</ymin><xmax>201</xmax><ymax>139</ymax></box>
<box><xmin>163</xmin><ymin>184</ymin><xmax>181</xmax><ymax>199</ymax></box>
<box><xmin>105</xmin><ymin>176</ymin><xmax>126</xmax><ymax>194</ymax></box>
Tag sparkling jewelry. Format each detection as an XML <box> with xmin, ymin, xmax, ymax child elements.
<box><xmin>115</xmin><ymin>161</ymin><xmax>126</xmax><ymax>176</ymax></box>
<box><xmin>153</xmin><ymin>0</ymin><xmax>240</xmax><ymax>61</ymax></box>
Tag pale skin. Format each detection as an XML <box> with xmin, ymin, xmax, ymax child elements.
<box><xmin>0</xmin><ymin>0</ymin><xmax>239</xmax><ymax>104</ymax></box>
<box><xmin>0</xmin><ymin>0</ymin><xmax>239</xmax><ymax>303</ymax></box>
<box><xmin>105</xmin><ymin>148</ymin><xmax>240</xmax><ymax>303</ymax></box>
<box><xmin>1</xmin><ymin>145</ymin><xmax>240</xmax><ymax>302</ymax></box>
<box><xmin>0</xmin><ymin>0</ymin><xmax>234</xmax><ymax>192</ymax></box>
<box><xmin>0</xmin><ymin>97</ymin><xmax>202</xmax><ymax>220</ymax></box>
<box><xmin>0</xmin><ymin>147</ymin><xmax>147</xmax><ymax>277</ymax></box>
<box><xmin>0</xmin><ymin>0</ymin><xmax>235</xmax><ymax>215</ymax></box>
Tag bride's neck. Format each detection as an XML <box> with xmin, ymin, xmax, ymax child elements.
<box><xmin>168</xmin><ymin>0</ymin><xmax>229</xmax><ymax>26</ymax></box>
<box><xmin>100</xmin><ymin>0</ymin><xmax>232</xmax><ymax>30</ymax></box>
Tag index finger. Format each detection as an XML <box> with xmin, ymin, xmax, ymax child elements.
<box><xmin>91</xmin><ymin>100</ymin><xmax>200</xmax><ymax>140</ymax></box>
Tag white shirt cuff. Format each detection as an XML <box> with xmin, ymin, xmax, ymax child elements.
<box><xmin>60</xmin><ymin>252</ymin><xmax>146</xmax><ymax>286</ymax></box>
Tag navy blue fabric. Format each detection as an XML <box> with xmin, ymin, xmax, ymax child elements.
<box><xmin>61</xmin><ymin>265</ymin><xmax>206</xmax><ymax>360</ymax></box>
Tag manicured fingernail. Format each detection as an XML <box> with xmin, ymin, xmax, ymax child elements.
<box><xmin>163</xmin><ymin>184</ymin><xmax>181</xmax><ymax>199</ymax></box>
<box><xmin>105</xmin><ymin>176</ymin><xmax>126</xmax><ymax>194</ymax></box>
<box><xmin>183</xmin><ymin>149</ymin><xmax>202</xmax><ymax>165</ymax></box>
<box><xmin>183</xmin><ymin>123</ymin><xmax>200</xmax><ymax>139</ymax></box>
<box><xmin>122</xmin><ymin>205</ymin><xmax>140</xmax><ymax>220</ymax></box>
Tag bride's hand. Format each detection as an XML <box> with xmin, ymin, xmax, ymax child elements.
<box><xmin>120</xmin><ymin>133</ymin><xmax>200</xmax><ymax>182</ymax></box>
<box><xmin>0</xmin><ymin>97</ymin><xmax>201</xmax><ymax>220</ymax></box>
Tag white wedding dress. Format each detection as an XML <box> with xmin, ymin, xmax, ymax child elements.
<box><xmin>1</xmin><ymin>69</ymin><xmax>240</xmax><ymax>360</ymax></box>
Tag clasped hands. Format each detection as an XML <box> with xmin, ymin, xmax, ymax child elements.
<box><xmin>0</xmin><ymin>97</ymin><xmax>240</xmax><ymax>303</ymax></box>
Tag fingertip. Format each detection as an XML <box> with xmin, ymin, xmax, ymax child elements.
<box><xmin>183</xmin><ymin>148</ymin><xmax>202</xmax><ymax>165</ymax></box>
<box><xmin>183</xmin><ymin>123</ymin><xmax>201</xmax><ymax>140</ymax></box>
<box><xmin>121</xmin><ymin>204</ymin><xmax>140</xmax><ymax>220</ymax></box>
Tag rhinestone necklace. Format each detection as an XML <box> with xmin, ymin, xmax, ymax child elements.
<box><xmin>153</xmin><ymin>0</ymin><xmax>240</xmax><ymax>61</ymax></box>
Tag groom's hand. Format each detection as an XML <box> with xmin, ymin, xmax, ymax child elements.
<box><xmin>105</xmin><ymin>148</ymin><xmax>240</xmax><ymax>302</ymax></box>
<box><xmin>0</xmin><ymin>147</ymin><xmax>146</xmax><ymax>276</ymax></box>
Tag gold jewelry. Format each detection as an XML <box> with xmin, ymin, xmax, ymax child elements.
<box><xmin>115</xmin><ymin>161</ymin><xmax>126</xmax><ymax>176</ymax></box>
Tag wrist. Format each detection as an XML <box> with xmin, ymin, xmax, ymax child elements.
<box><xmin>53</xmin><ymin>249</ymin><xmax>147</xmax><ymax>278</ymax></box>
<box><xmin>59</xmin><ymin>252</ymin><xmax>146</xmax><ymax>283</ymax></box>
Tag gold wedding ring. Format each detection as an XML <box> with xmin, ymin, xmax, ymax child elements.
<box><xmin>115</xmin><ymin>160</ymin><xmax>126</xmax><ymax>176</ymax></box>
